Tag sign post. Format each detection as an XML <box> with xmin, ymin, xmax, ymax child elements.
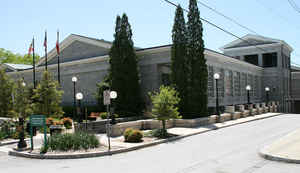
<box><xmin>103</xmin><ymin>90</ymin><xmax>111</xmax><ymax>151</ymax></box>
<box><xmin>29</xmin><ymin>115</ymin><xmax>47</xmax><ymax>150</ymax></box>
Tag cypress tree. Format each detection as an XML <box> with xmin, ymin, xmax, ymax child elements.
<box><xmin>171</xmin><ymin>5</ymin><xmax>189</xmax><ymax>116</ymax></box>
<box><xmin>109</xmin><ymin>14</ymin><xmax>144</xmax><ymax>117</ymax></box>
<box><xmin>186</xmin><ymin>0</ymin><xmax>208</xmax><ymax>118</ymax></box>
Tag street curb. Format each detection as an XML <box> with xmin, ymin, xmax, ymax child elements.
<box><xmin>259</xmin><ymin>147</ymin><xmax>300</xmax><ymax>164</ymax></box>
<box><xmin>0</xmin><ymin>138</ymin><xmax>30</xmax><ymax>147</ymax></box>
<box><xmin>8</xmin><ymin>112</ymin><xmax>283</xmax><ymax>159</ymax></box>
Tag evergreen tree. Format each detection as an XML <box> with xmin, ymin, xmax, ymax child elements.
<box><xmin>186</xmin><ymin>0</ymin><xmax>208</xmax><ymax>118</ymax></box>
<box><xmin>32</xmin><ymin>71</ymin><xmax>64</xmax><ymax>118</ymax></box>
<box><xmin>109</xmin><ymin>14</ymin><xmax>144</xmax><ymax>116</ymax></box>
<box><xmin>171</xmin><ymin>5</ymin><xmax>189</xmax><ymax>116</ymax></box>
<box><xmin>0</xmin><ymin>68</ymin><xmax>13</xmax><ymax>117</ymax></box>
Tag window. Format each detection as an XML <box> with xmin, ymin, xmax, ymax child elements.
<box><xmin>254</xmin><ymin>76</ymin><xmax>259</xmax><ymax>97</ymax></box>
<box><xmin>241</xmin><ymin>73</ymin><xmax>247</xmax><ymax>98</ymax></box>
<box><xmin>263</xmin><ymin>52</ymin><xmax>277</xmax><ymax>67</ymax></box>
<box><xmin>244</xmin><ymin>54</ymin><xmax>259</xmax><ymax>66</ymax></box>
<box><xmin>219</xmin><ymin>69</ymin><xmax>225</xmax><ymax>97</ymax></box>
<box><xmin>248</xmin><ymin>74</ymin><xmax>254</xmax><ymax>96</ymax></box>
<box><xmin>207</xmin><ymin>66</ymin><xmax>214</xmax><ymax>97</ymax></box>
<box><xmin>225</xmin><ymin>70</ymin><xmax>233</xmax><ymax>96</ymax></box>
<box><xmin>234</xmin><ymin>72</ymin><xmax>241</xmax><ymax>96</ymax></box>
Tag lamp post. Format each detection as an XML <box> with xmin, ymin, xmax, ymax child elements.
<box><xmin>76</xmin><ymin>92</ymin><xmax>83</xmax><ymax>123</ymax></box>
<box><xmin>72</xmin><ymin>76</ymin><xmax>77</xmax><ymax>120</ymax></box>
<box><xmin>18</xmin><ymin>81</ymin><xmax>27</xmax><ymax>149</ymax></box>
<box><xmin>265</xmin><ymin>87</ymin><xmax>270</xmax><ymax>106</ymax></box>
<box><xmin>110</xmin><ymin>91</ymin><xmax>117</xmax><ymax>125</ymax></box>
<box><xmin>213</xmin><ymin>73</ymin><xmax>220</xmax><ymax>118</ymax></box>
<box><xmin>246</xmin><ymin>85</ymin><xmax>251</xmax><ymax>104</ymax></box>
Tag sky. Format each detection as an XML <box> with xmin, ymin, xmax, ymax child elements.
<box><xmin>1</xmin><ymin>0</ymin><xmax>300</xmax><ymax>65</ymax></box>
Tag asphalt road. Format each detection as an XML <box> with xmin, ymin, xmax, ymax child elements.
<box><xmin>1</xmin><ymin>114</ymin><xmax>300</xmax><ymax>173</ymax></box>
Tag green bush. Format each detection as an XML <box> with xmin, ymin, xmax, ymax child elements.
<box><xmin>47</xmin><ymin>132</ymin><xmax>99</xmax><ymax>151</ymax></box>
<box><xmin>99</xmin><ymin>112</ymin><xmax>119</xmax><ymax>119</ymax></box>
<box><xmin>123</xmin><ymin>128</ymin><xmax>143</xmax><ymax>143</ymax></box>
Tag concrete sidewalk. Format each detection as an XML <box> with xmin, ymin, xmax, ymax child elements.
<box><xmin>260</xmin><ymin>128</ymin><xmax>300</xmax><ymax>164</ymax></box>
<box><xmin>8</xmin><ymin>112</ymin><xmax>283</xmax><ymax>159</ymax></box>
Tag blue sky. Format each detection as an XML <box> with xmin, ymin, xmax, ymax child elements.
<box><xmin>1</xmin><ymin>0</ymin><xmax>300</xmax><ymax>64</ymax></box>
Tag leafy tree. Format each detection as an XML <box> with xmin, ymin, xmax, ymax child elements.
<box><xmin>0</xmin><ymin>68</ymin><xmax>13</xmax><ymax>117</ymax></box>
<box><xmin>150</xmin><ymin>86</ymin><xmax>181</xmax><ymax>137</ymax></box>
<box><xmin>186</xmin><ymin>0</ymin><xmax>208</xmax><ymax>118</ymax></box>
<box><xmin>109</xmin><ymin>14</ymin><xmax>144</xmax><ymax>116</ymax></box>
<box><xmin>171</xmin><ymin>5</ymin><xmax>189</xmax><ymax>116</ymax></box>
<box><xmin>32</xmin><ymin>71</ymin><xmax>64</xmax><ymax>118</ymax></box>
<box><xmin>11</xmin><ymin>78</ymin><xmax>32</xmax><ymax>148</ymax></box>
<box><xmin>0</xmin><ymin>48</ymin><xmax>40</xmax><ymax>65</ymax></box>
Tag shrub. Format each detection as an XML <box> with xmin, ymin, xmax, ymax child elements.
<box><xmin>123</xmin><ymin>128</ymin><xmax>143</xmax><ymax>143</ymax></box>
<box><xmin>99</xmin><ymin>112</ymin><xmax>119</xmax><ymax>119</ymax></box>
<box><xmin>47</xmin><ymin>132</ymin><xmax>99</xmax><ymax>151</ymax></box>
<box><xmin>62</xmin><ymin>117</ymin><xmax>73</xmax><ymax>129</ymax></box>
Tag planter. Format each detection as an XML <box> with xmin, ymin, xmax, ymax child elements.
<box><xmin>49</xmin><ymin>125</ymin><xmax>65</xmax><ymax>136</ymax></box>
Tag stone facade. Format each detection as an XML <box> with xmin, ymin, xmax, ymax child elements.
<box><xmin>5</xmin><ymin>34</ymin><xmax>293</xmax><ymax>113</ymax></box>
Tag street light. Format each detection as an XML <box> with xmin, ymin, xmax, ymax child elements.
<box><xmin>110</xmin><ymin>91</ymin><xmax>117</xmax><ymax>124</ymax></box>
<box><xmin>76</xmin><ymin>92</ymin><xmax>83</xmax><ymax>123</ymax></box>
<box><xmin>213</xmin><ymin>73</ymin><xmax>220</xmax><ymax>119</ymax></box>
<box><xmin>265</xmin><ymin>87</ymin><xmax>270</xmax><ymax>106</ymax></box>
<box><xmin>18</xmin><ymin>81</ymin><xmax>27</xmax><ymax>149</ymax></box>
<box><xmin>72</xmin><ymin>76</ymin><xmax>78</xmax><ymax>120</ymax></box>
<box><xmin>246</xmin><ymin>85</ymin><xmax>251</xmax><ymax>104</ymax></box>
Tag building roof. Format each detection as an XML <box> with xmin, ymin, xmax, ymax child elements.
<box><xmin>220</xmin><ymin>34</ymin><xmax>293</xmax><ymax>52</ymax></box>
<box><xmin>1</xmin><ymin>63</ymin><xmax>32</xmax><ymax>72</ymax></box>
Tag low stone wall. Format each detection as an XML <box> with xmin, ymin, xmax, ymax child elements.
<box><xmin>75</xmin><ymin>102</ymin><xmax>280</xmax><ymax>137</ymax></box>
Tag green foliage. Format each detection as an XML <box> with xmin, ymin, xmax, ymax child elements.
<box><xmin>171</xmin><ymin>5</ymin><xmax>189</xmax><ymax>116</ymax></box>
<box><xmin>10</xmin><ymin>78</ymin><xmax>32</xmax><ymax>119</ymax></box>
<box><xmin>0</xmin><ymin>48</ymin><xmax>40</xmax><ymax>65</ymax></box>
<box><xmin>144</xmin><ymin>129</ymin><xmax>173</xmax><ymax>139</ymax></box>
<box><xmin>109</xmin><ymin>14</ymin><xmax>144</xmax><ymax>117</ymax></box>
<box><xmin>0</xmin><ymin>68</ymin><xmax>14</xmax><ymax>117</ymax></box>
<box><xmin>185</xmin><ymin>0</ymin><xmax>208</xmax><ymax>118</ymax></box>
<box><xmin>0</xmin><ymin>120</ymin><xmax>19</xmax><ymax>140</ymax></box>
<box><xmin>40</xmin><ymin>143</ymin><xmax>49</xmax><ymax>154</ymax></box>
<box><xmin>32</xmin><ymin>71</ymin><xmax>64</xmax><ymax>118</ymax></box>
<box><xmin>62</xmin><ymin>117</ymin><xmax>73</xmax><ymax>129</ymax></box>
<box><xmin>47</xmin><ymin>132</ymin><xmax>99</xmax><ymax>151</ymax></box>
<box><xmin>99</xmin><ymin>112</ymin><xmax>119</xmax><ymax>119</ymax></box>
<box><xmin>149</xmin><ymin>86</ymin><xmax>181</xmax><ymax>136</ymax></box>
<box><xmin>123</xmin><ymin>128</ymin><xmax>143</xmax><ymax>143</ymax></box>
<box><xmin>150</xmin><ymin>86</ymin><xmax>181</xmax><ymax>121</ymax></box>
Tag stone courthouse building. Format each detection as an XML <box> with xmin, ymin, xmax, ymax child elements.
<box><xmin>4</xmin><ymin>34</ymin><xmax>296</xmax><ymax>113</ymax></box>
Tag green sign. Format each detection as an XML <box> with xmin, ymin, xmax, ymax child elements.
<box><xmin>30</xmin><ymin>115</ymin><xmax>45</xmax><ymax>127</ymax></box>
<box><xmin>29</xmin><ymin>115</ymin><xmax>47</xmax><ymax>150</ymax></box>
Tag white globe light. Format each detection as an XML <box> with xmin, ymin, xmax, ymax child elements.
<box><xmin>110</xmin><ymin>91</ymin><xmax>117</xmax><ymax>99</ymax></box>
<box><xmin>213</xmin><ymin>73</ymin><xmax>220</xmax><ymax>80</ymax></box>
<box><xmin>22</xmin><ymin>82</ymin><xmax>26</xmax><ymax>87</ymax></box>
<box><xmin>76</xmin><ymin>92</ymin><xmax>83</xmax><ymax>100</ymax></box>
<box><xmin>265</xmin><ymin>87</ymin><xmax>270</xmax><ymax>91</ymax></box>
<box><xmin>246</xmin><ymin>85</ymin><xmax>251</xmax><ymax>91</ymax></box>
<box><xmin>72</xmin><ymin>76</ymin><xmax>78</xmax><ymax>82</ymax></box>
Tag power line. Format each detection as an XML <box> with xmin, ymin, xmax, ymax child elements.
<box><xmin>288</xmin><ymin>0</ymin><xmax>300</xmax><ymax>13</ymax></box>
<box><xmin>197</xmin><ymin>0</ymin><xmax>259</xmax><ymax>35</ymax></box>
<box><xmin>164</xmin><ymin>0</ymin><xmax>271</xmax><ymax>53</ymax></box>
<box><xmin>164</xmin><ymin>0</ymin><xmax>299</xmax><ymax>66</ymax></box>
